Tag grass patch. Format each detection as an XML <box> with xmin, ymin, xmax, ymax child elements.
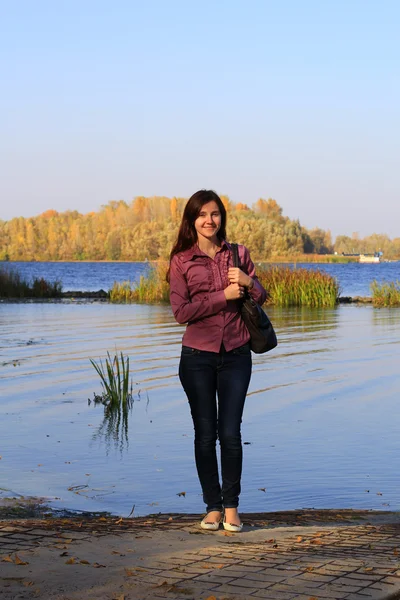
<box><xmin>0</xmin><ymin>266</ymin><xmax>62</xmax><ymax>298</ymax></box>
<box><xmin>109</xmin><ymin>261</ymin><xmax>169</xmax><ymax>303</ymax></box>
<box><xmin>258</xmin><ymin>266</ymin><xmax>339</xmax><ymax>307</ymax></box>
<box><xmin>370</xmin><ymin>280</ymin><xmax>400</xmax><ymax>307</ymax></box>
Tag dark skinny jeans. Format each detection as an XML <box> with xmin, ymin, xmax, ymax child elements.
<box><xmin>179</xmin><ymin>343</ymin><xmax>252</xmax><ymax>512</ymax></box>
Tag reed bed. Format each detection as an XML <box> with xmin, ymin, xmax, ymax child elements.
<box><xmin>110</xmin><ymin>260</ymin><xmax>339</xmax><ymax>308</ymax></box>
<box><xmin>109</xmin><ymin>261</ymin><xmax>169</xmax><ymax>303</ymax></box>
<box><xmin>0</xmin><ymin>267</ymin><xmax>62</xmax><ymax>298</ymax></box>
<box><xmin>258</xmin><ymin>266</ymin><xmax>339</xmax><ymax>307</ymax></box>
<box><xmin>370</xmin><ymin>280</ymin><xmax>400</xmax><ymax>307</ymax></box>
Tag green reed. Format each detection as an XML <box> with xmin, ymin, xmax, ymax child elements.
<box><xmin>109</xmin><ymin>261</ymin><xmax>169</xmax><ymax>303</ymax></box>
<box><xmin>258</xmin><ymin>266</ymin><xmax>339</xmax><ymax>307</ymax></box>
<box><xmin>90</xmin><ymin>351</ymin><xmax>133</xmax><ymax>406</ymax></box>
<box><xmin>90</xmin><ymin>351</ymin><xmax>137</xmax><ymax>453</ymax></box>
<box><xmin>0</xmin><ymin>267</ymin><xmax>62</xmax><ymax>298</ymax></box>
<box><xmin>370</xmin><ymin>280</ymin><xmax>400</xmax><ymax>307</ymax></box>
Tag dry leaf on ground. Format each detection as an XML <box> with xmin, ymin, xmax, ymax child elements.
<box><xmin>1</xmin><ymin>555</ymin><xmax>14</xmax><ymax>563</ymax></box>
<box><xmin>15</xmin><ymin>555</ymin><xmax>29</xmax><ymax>565</ymax></box>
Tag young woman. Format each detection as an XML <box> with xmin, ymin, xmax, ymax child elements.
<box><xmin>168</xmin><ymin>190</ymin><xmax>267</xmax><ymax>532</ymax></box>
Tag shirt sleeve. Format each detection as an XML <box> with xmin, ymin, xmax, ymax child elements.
<box><xmin>240</xmin><ymin>245</ymin><xmax>268</xmax><ymax>306</ymax></box>
<box><xmin>169</xmin><ymin>255</ymin><xmax>227</xmax><ymax>324</ymax></box>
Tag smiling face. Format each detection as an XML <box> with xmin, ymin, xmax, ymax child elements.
<box><xmin>194</xmin><ymin>201</ymin><xmax>222</xmax><ymax>244</ymax></box>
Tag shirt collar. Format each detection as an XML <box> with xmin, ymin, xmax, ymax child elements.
<box><xmin>180</xmin><ymin>239</ymin><xmax>230</xmax><ymax>262</ymax></box>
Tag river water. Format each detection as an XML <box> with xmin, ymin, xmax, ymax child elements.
<box><xmin>1</xmin><ymin>299</ymin><xmax>400</xmax><ymax>517</ymax></box>
<box><xmin>2</xmin><ymin>259</ymin><xmax>400</xmax><ymax>297</ymax></box>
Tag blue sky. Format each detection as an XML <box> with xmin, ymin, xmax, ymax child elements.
<box><xmin>1</xmin><ymin>0</ymin><xmax>399</xmax><ymax>238</ymax></box>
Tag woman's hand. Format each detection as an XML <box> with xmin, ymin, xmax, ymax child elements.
<box><xmin>224</xmin><ymin>283</ymin><xmax>245</xmax><ymax>301</ymax></box>
<box><xmin>228</xmin><ymin>267</ymin><xmax>253</xmax><ymax>289</ymax></box>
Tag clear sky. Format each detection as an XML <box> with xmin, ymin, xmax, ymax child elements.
<box><xmin>1</xmin><ymin>0</ymin><xmax>399</xmax><ymax>239</ymax></box>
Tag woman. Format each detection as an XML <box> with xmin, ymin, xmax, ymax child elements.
<box><xmin>168</xmin><ymin>190</ymin><xmax>267</xmax><ymax>532</ymax></box>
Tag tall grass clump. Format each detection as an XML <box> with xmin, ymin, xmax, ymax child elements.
<box><xmin>90</xmin><ymin>351</ymin><xmax>133</xmax><ymax>406</ymax></box>
<box><xmin>371</xmin><ymin>280</ymin><xmax>400</xmax><ymax>307</ymax></box>
<box><xmin>90</xmin><ymin>351</ymin><xmax>135</xmax><ymax>451</ymax></box>
<box><xmin>258</xmin><ymin>266</ymin><xmax>339</xmax><ymax>307</ymax></box>
<box><xmin>0</xmin><ymin>267</ymin><xmax>62</xmax><ymax>298</ymax></box>
<box><xmin>109</xmin><ymin>261</ymin><xmax>169</xmax><ymax>303</ymax></box>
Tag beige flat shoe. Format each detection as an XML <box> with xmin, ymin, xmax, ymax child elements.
<box><xmin>200</xmin><ymin>512</ymin><xmax>222</xmax><ymax>531</ymax></box>
<box><xmin>223</xmin><ymin>517</ymin><xmax>243</xmax><ymax>533</ymax></box>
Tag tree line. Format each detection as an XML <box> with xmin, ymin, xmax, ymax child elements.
<box><xmin>0</xmin><ymin>196</ymin><xmax>399</xmax><ymax>261</ymax></box>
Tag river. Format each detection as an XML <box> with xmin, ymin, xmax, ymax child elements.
<box><xmin>1</xmin><ymin>300</ymin><xmax>400</xmax><ymax>516</ymax></box>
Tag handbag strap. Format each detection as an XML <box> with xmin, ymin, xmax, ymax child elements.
<box><xmin>231</xmin><ymin>243</ymin><xmax>241</xmax><ymax>268</ymax></box>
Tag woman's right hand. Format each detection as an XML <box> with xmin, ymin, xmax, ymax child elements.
<box><xmin>224</xmin><ymin>283</ymin><xmax>245</xmax><ymax>301</ymax></box>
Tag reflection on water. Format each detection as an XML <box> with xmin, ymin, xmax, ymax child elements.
<box><xmin>1</xmin><ymin>302</ymin><xmax>400</xmax><ymax>516</ymax></box>
<box><xmin>91</xmin><ymin>395</ymin><xmax>133</xmax><ymax>454</ymax></box>
<box><xmin>90</xmin><ymin>387</ymin><xmax>149</xmax><ymax>454</ymax></box>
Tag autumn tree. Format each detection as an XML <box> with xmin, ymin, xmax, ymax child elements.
<box><xmin>1</xmin><ymin>196</ymin><xmax>399</xmax><ymax>261</ymax></box>
<box><xmin>254</xmin><ymin>198</ymin><xmax>283</xmax><ymax>220</ymax></box>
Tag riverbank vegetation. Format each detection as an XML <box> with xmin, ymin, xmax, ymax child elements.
<box><xmin>0</xmin><ymin>266</ymin><xmax>62</xmax><ymax>298</ymax></box>
<box><xmin>2</xmin><ymin>196</ymin><xmax>399</xmax><ymax>262</ymax></box>
<box><xmin>370</xmin><ymin>280</ymin><xmax>400</xmax><ymax>307</ymax></box>
<box><xmin>109</xmin><ymin>262</ymin><xmax>169</xmax><ymax>303</ymax></box>
<box><xmin>258</xmin><ymin>267</ymin><xmax>339</xmax><ymax>308</ymax></box>
<box><xmin>109</xmin><ymin>262</ymin><xmax>339</xmax><ymax>308</ymax></box>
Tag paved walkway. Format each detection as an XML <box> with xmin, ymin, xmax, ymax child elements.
<box><xmin>2</xmin><ymin>510</ymin><xmax>400</xmax><ymax>599</ymax></box>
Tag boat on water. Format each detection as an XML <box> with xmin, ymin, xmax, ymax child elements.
<box><xmin>341</xmin><ymin>252</ymin><xmax>382</xmax><ymax>263</ymax></box>
<box><xmin>359</xmin><ymin>253</ymin><xmax>382</xmax><ymax>263</ymax></box>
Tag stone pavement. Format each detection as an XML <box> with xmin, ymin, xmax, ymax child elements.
<box><xmin>2</xmin><ymin>510</ymin><xmax>400</xmax><ymax>600</ymax></box>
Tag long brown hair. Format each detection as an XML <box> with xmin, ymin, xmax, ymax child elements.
<box><xmin>166</xmin><ymin>190</ymin><xmax>227</xmax><ymax>281</ymax></box>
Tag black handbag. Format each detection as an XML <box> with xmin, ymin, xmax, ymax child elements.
<box><xmin>231</xmin><ymin>243</ymin><xmax>277</xmax><ymax>354</ymax></box>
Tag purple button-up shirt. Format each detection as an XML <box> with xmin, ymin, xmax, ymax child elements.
<box><xmin>169</xmin><ymin>240</ymin><xmax>267</xmax><ymax>352</ymax></box>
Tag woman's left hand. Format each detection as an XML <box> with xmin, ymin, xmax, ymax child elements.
<box><xmin>228</xmin><ymin>267</ymin><xmax>253</xmax><ymax>289</ymax></box>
